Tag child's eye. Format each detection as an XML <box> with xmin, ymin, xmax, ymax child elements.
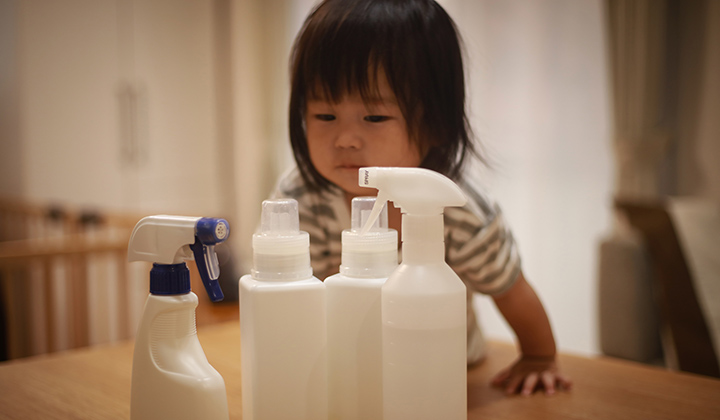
<box><xmin>314</xmin><ymin>114</ymin><xmax>336</xmax><ymax>122</ymax></box>
<box><xmin>364</xmin><ymin>115</ymin><xmax>390</xmax><ymax>123</ymax></box>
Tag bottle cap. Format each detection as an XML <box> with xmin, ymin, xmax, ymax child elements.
<box><xmin>252</xmin><ymin>199</ymin><xmax>313</xmax><ymax>280</ymax></box>
<box><xmin>340</xmin><ymin>197</ymin><xmax>397</xmax><ymax>278</ymax></box>
<box><xmin>149</xmin><ymin>263</ymin><xmax>191</xmax><ymax>295</ymax></box>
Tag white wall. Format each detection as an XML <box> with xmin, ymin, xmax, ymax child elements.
<box><xmin>230</xmin><ymin>0</ymin><xmax>314</xmax><ymax>270</ymax></box>
<box><xmin>5</xmin><ymin>0</ymin><xmax>221</xmax><ymax>216</ymax></box>
<box><xmin>442</xmin><ymin>0</ymin><xmax>614</xmax><ymax>356</ymax></box>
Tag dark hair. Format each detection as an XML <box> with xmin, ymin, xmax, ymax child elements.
<box><xmin>289</xmin><ymin>0</ymin><xmax>479</xmax><ymax>191</ymax></box>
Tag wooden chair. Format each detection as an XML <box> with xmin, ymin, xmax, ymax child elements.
<box><xmin>0</xmin><ymin>198</ymin><xmax>145</xmax><ymax>360</ymax></box>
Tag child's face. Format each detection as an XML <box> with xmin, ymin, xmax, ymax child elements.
<box><xmin>305</xmin><ymin>74</ymin><xmax>423</xmax><ymax>197</ymax></box>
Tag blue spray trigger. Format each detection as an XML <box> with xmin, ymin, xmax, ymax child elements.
<box><xmin>190</xmin><ymin>218</ymin><xmax>229</xmax><ymax>302</ymax></box>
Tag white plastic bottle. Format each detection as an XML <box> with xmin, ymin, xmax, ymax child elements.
<box><xmin>239</xmin><ymin>198</ymin><xmax>327</xmax><ymax>420</ymax></box>
<box><xmin>325</xmin><ymin>197</ymin><xmax>398</xmax><ymax>420</ymax></box>
<box><xmin>359</xmin><ymin>167</ymin><xmax>468</xmax><ymax>420</ymax></box>
<box><xmin>127</xmin><ymin>215</ymin><xmax>230</xmax><ymax>420</ymax></box>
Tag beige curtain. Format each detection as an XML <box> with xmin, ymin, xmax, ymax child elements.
<box><xmin>606</xmin><ymin>0</ymin><xmax>707</xmax><ymax>199</ymax></box>
<box><xmin>607</xmin><ymin>0</ymin><xmax>671</xmax><ymax>198</ymax></box>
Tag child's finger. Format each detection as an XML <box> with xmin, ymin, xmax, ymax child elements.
<box><xmin>505</xmin><ymin>375</ymin><xmax>524</xmax><ymax>395</ymax></box>
<box><xmin>491</xmin><ymin>368</ymin><xmax>511</xmax><ymax>386</ymax></box>
<box><xmin>521</xmin><ymin>373</ymin><xmax>538</xmax><ymax>396</ymax></box>
<box><xmin>556</xmin><ymin>373</ymin><xmax>573</xmax><ymax>390</ymax></box>
<box><xmin>541</xmin><ymin>371</ymin><xmax>556</xmax><ymax>395</ymax></box>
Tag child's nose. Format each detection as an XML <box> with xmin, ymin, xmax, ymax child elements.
<box><xmin>334</xmin><ymin>124</ymin><xmax>363</xmax><ymax>150</ymax></box>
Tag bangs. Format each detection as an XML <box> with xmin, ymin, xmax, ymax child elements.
<box><xmin>294</xmin><ymin>1</ymin><xmax>414</xmax><ymax>108</ymax></box>
<box><xmin>305</xmin><ymin>61</ymin><xmax>384</xmax><ymax>105</ymax></box>
<box><xmin>298</xmin><ymin>18</ymin><xmax>397</xmax><ymax>103</ymax></box>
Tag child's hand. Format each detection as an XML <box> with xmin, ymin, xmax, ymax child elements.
<box><xmin>491</xmin><ymin>355</ymin><xmax>572</xmax><ymax>396</ymax></box>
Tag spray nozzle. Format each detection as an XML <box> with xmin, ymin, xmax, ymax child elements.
<box><xmin>358</xmin><ymin>167</ymin><xmax>467</xmax><ymax>236</ymax></box>
<box><xmin>128</xmin><ymin>215</ymin><xmax>230</xmax><ymax>302</ymax></box>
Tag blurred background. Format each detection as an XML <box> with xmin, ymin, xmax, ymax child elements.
<box><xmin>1</xmin><ymin>0</ymin><xmax>718</xmax><ymax>377</ymax></box>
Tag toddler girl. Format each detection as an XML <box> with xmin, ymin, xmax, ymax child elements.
<box><xmin>271</xmin><ymin>0</ymin><xmax>572</xmax><ymax>396</ymax></box>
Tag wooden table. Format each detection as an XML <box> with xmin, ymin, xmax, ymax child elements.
<box><xmin>1</xmin><ymin>321</ymin><xmax>719</xmax><ymax>419</ymax></box>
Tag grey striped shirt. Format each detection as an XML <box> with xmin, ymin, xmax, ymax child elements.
<box><xmin>271</xmin><ymin>167</ymin><xmax>522</xmax><ymax>363</ymax></box>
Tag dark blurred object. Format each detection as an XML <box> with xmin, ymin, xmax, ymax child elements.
<box><xmin>0</xmin><ymin>281</ymin><xmax>7</xmax><ymax>362</ymax></box>
<box><xmin>598</xmin><ymin>227</ymin><xmax>664</xmax><ymax>365</ymax></box>
<box><xmin>602</xmin><ymin>198</ymin><xmax>720</xmax><ymax>378</ymax></box>
<box><xmin>78</xmin><ymin>211</ymin><xmax>105</xmax><ymax>227</ymax></box>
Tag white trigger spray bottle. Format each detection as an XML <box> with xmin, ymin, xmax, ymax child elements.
<box><xmin>127</xmin><ymin>215</ymin><xmax>230</xmax><ymax>420</ymax></box>
<box><xmin>325</xmin><ymin>197</ymin><xmax>397</xmax><ymax>420</ymax></box>
<box><xmin>239</xmin><ymin>198</ymin><xmax>327</xmax><ymax>420</ymax></box>
<box><xmin>359</xmin><ymin>167</ymin><xmax>468</xmax><ymax>420</ymax></box>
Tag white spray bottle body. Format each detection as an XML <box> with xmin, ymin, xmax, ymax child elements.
<box><xmin>128</xmin><ymin>215</ymin><xmax>230</xmax><ymax>420</ymax></box>
<box><xmin>325</xmin><ymin>197</ymin><xmax>397</xmax><ymax>420</ymax></box>
<box><xmin>359</xmin><ymin>167</ymin><xmax>468</xmax><ymax>420</ymax></box>
<box><xmin>381</xmin><ymin>239</ymin><xmax>467</xmax><ymax>420</ymax></box>
<box><xmin>131</xmin><ymin>292</ymin><xmax>228</xmax><ymax>420</ymax></box>
<box><xmin>239</xmin><ymin>199</ymin><xmax>327</xmax><ymax>420</ymax></box>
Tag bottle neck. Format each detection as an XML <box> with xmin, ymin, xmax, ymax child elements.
<box><xmin>401</xmin><ymin>213</ymin><xmax>445</xmax><ymax>264</ymax></box>
<box><xmin>251</xmin><ymin>253</ymin><xmax>313</xmax><ymax>281</ymax></box>
<box><xmin>251</xmin><ymin>231</ymin><xmax>313</xmax><ymax>281</ymax></box>
<box><xmin>340</xmin><ymin>229</ymin><xmax>398</xmax><ymax>278</ymax></box>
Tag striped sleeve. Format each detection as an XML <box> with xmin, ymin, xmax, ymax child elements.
<box><xmin>444</xmin><ymin>183</ymin><xmax>521</xmax><ymax>295</ymax></box>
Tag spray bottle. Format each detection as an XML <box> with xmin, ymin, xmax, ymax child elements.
<box><xmin>359</xmin><ymin>167</ymin><xmax>468</xmax><ymax>420</ymax></box>
<box><xmin>239</xmin><ymin>198</ymin><xmax>327</xmax><ymax>420</ymax></box>
<box><xmin>127</xmin><ymin>215</ymin><xmax>230</xmax><ymax>420</ymax></box>
<box><xmin>325</xmin><ymin>197</ymin><xmax>397</xmax><ymax>420</ymax></box>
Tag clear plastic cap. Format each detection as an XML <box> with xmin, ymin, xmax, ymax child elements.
<box><xmin>252</xmin><ymin>199</ymin><xmax>312</xmax><ymax>280</ymax></box>
<box><xmin>351</xmin><ymin>196</ymin><xmax>386</xmax><ymax>232</ymax></box>
<box><xmin>260</xmin><ymin>198</ymin><xmax>298</xmax><ymax>235</ymax></box>
<box><xmin>340</xmin><ymin>197</ymin><xmax>398</xmax><ymax>278</ymax></box>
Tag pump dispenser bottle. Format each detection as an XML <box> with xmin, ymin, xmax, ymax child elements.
<box><xmin>325</xmin><ymin>197</ymin><xmax>397</xmax><ymax>420</ymax></box>
<box><xmin>359</xmin><ymin>167</ymin><xmax>468</xmax><ymax>420</ymax></box>
<box><xmin>127</xmin><ymin>215</ymin><xmax>230</xmax><ymax>420</ymax></box>
<box><xmin>239</xmin><ymin>198</ymin><xmax>327</xmax><ymax>420</ymax></box>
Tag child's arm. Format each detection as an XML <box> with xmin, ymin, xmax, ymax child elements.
<box><xmin>490</xmin><ymin>272</ymin><xmax>573</xmax><ymax>395</ymax></box>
